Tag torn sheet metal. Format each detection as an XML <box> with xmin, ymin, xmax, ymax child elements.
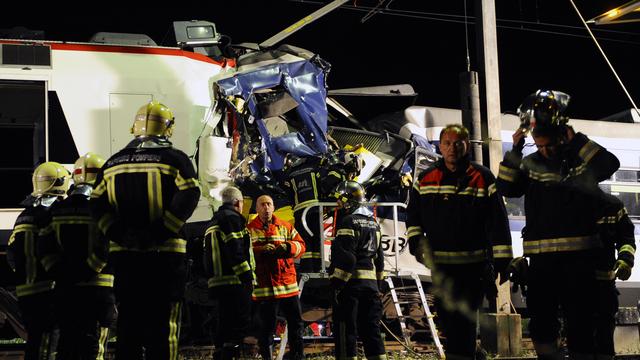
<box><xmin>215</xmin><ymin>45</ymin><xmax>330</xmax><ymax>171</ymax></box>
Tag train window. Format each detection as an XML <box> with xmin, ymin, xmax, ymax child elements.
<box><xmin>600</xmin><ymin>181</ymin><xmax>640</xmax><ymax>220</ymax></box>
<box><xmin>0</xmin><ymin>80</ymin><xmax>46</xmax><ymax>208</ymax></box>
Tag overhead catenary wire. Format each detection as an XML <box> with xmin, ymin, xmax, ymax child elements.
<box><xmin>463</xmin><ymin>0</ymin><xmax>471</xmax><ymax>72</ymax></box>
<box><xmin>568</xmin><ymin>0</ymin><xmax>640</xmax><ymax>118</ymax></box>
<box><xmin>291</xmin><ymin>0</ymin><xmax>640</xmax><ymax>46</ymax></box>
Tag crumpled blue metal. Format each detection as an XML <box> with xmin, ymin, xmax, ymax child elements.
<box><xmin>216</xmin><ymin>54</ymin><xmax>329</xmax><ymax>171</ymax></box>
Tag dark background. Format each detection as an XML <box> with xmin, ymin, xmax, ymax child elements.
<box><xmin>3</xmin><ymin>0</ymin><xmax>639</xmax><ymax>120</ymax></box>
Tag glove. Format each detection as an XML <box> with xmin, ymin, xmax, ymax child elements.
<box><xmin>273</xmin><ymin>243</ymin><xmax>291</xmax><ymax>258</ymax></box>
<box><xmin>408</xmin><ymin>236</ymin><xmax>422</xmax><ymax>256</ymax></box>
<box><xmin>512</xmin><ymin>128</ymin><xmax>527</xmax><ymax>154</ymax></box>
<box><xmin>507</xmin><ymin>257</ymin><xmax>528</xmax><ymax>295</ymax></box>
<box><xmin>615</xmin><ymin>260</ymin><xmax>632</xmax><ymax>281</ymax></box>
<box><xmin>262</xmin><ymin>243</ymin><xmax>276</xmax><ymax>256</ymax></box>
<box><xmin>482</xmin><ymin>262</ymin><xmax>498</xmax><ymax>300</ymax></box>
<box><xmin>494</xmin><ymin>258</ymin><xmax>512</xmax><ymax>285</ymax></box>
<box><xmin>238</xmin><ymin>271</ymin><xmax>254</xmax><ymax>293</ymax></box>
<box><xmin>409</xmin><ymin>236</ymin><xmax>434</xmax><ymax>268</ymax></box>
<box><xmin>377</xmin><ymin>279</ymin><xmax>389</xmax><ymax>294</ymax></box>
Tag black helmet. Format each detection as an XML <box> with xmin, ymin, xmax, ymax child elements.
<box><xmin>333</xmin><ymin>180</ymin><xmax>366</xmax><ymax>211</ymax></box>
<box><xmin>517</xmin><ymin>89</ymin><xmax>570</xmax><ymax>130</ymax></box>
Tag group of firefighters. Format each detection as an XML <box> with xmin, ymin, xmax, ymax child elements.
<box><xmin>6</xmin><ymin>88</ymin><xmax>638</xmax><ymax>360</ymax></box>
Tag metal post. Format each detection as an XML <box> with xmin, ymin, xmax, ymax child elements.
<box><xmin>460</xmin><ymin>71</ymin><xmax>483</xmax><ymax>164</ymax></box>
<box><xmin>393</xmin><ymin>204</ymin><xmax>400</xmax><ymax>273</ymax></box>
<box><xmin>474</xmin><ymin>0</ymin><xmax>503</xmax><ymax>175</ymax></box>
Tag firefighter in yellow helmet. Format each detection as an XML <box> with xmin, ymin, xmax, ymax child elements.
<box><xmin>8</xmin><ymin>162</ymin><xmax>69</xmax><ymax>360</ymax></box>
<box><xmin>39</xmin><ymin>152</ymin><xmax>115</xmax><ymax>359</ymax></box>
<box><xmin>91</xmin><ymin>101</ymin><xmax>200</xmax><ymax>360</ymax></box>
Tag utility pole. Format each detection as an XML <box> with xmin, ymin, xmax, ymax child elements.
<box><xmin>474</xmin><ymin>0</ymin><xmax>522</xmax><ymax>357</ymax></box>
<box><xmin>474</xmin><ymin>0</ymin><xmax>503</xmax><ymax>176</ymax></box>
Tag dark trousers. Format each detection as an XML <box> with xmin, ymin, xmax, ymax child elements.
<box><xmin>527</xmin><ymin>253</ymin><xmax>598</xmax><ymax>354</ymax></box>
<box><xmin>256</xmin><ymin>296</ymin><xmax>304</xmax><ymax>360</ymax></box>
<box><xmin>594</xmin><ymin>280</ymin><xmax>618</xmax><ymax>355</ymax></box>
<box><xmin>56</xmin><ymin>286</ymin><xmax>115</xmax><ymax>360</ymax></box>
<box><xmin>295</xmin><ymin>209</ymin><xmax>322</xmax><ymax>273</ymax></box>
<box><xmin>432</xmin><ymin>263</ymin><xmax>485</xmax><ymax>358</ymax></box>
<box><xmin>19</xmin><ymin>292</ymin><xmax>58</xmax><ymax>360</ymax></box>
<box><xmin>332</xmin><ymin>286</ymin><xmax>386</xmax><ymax>360</ymax></box>
<box><xmin>111</xmin><ymin>251</ymin><xmax>186</xmax><ymax>359</ymax></box>
<box><xmin>115</xmin><ymin>300</ymin><xmax>182</xmax><ymax>360</ymax></box>
<box><xmin>211</xmin><ymin>285</ymin><xmax>252</xmax><ymax>353</ymax></box>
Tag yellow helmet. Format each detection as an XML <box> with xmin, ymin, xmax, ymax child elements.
<box><xmin>73</xmin><ymin>152</ymin><xmax>105</xmax><ymax>186</ymax></box>
<box><xmin>32</xmin><ymin>162</ymin><xmax>70</xmax><ymax>197</ymax></box>
<box><xmin>131</xmin><ymin>101</ymin><xmax>175</xmax><ymax>138</ymax></box>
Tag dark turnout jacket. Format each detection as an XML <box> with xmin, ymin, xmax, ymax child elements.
<box><xmin>407</xmin><ymin>158</ymin><xmax>512</xmax><ymax>268</ymax></box>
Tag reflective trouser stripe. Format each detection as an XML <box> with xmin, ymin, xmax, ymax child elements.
<box><xmin>96</xmin><ymin>327</ymin><xmax>109</xmax><ymax>360</ymax></box>
<box><xmin>168</xmin><ymin>302</ymin><xmax>181</xmax><ymax>360</ymax></box>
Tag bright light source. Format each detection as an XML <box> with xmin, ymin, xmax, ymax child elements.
<box><xmin>607</xmin><ymin>9</ymin><xmax>620</xmax><ymax>17</ymax></box>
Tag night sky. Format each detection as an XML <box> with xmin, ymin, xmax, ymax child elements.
<box><xmin>3</xmin><ymin>0</ymin><xmax>639</xmax><ymax>120</ymax></box>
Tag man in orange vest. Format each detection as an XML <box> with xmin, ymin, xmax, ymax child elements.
<box><xmin>248</xmin><ymin>195</ymin><xmax>306</xmax><ymax>360</ymax></box>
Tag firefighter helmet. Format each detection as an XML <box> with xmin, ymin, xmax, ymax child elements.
<box><xmin>131</xmin><ymin>101</ymin><xmax>175</xmax><ymax>138</ymax></box>
<box><xmin>343</xmin><ymin>152</ymin><xmax>364</xmax><ymax>177</ymax></box>
<box><xmin>333</xmin><ymin>180</ymin><xmax>366</xmax><ymax>211</ymax></box>
<box><xmin>32</xmin><ymin>162</ymin><xmax>70</xmax><ymax>197</ymax></box>
<box><xmin>73</xmin><ymin>152</ymin><xmax>105</xmax><ymax>186</ymax></box>
<box><xmin>517</xmin><ymin>89</ymin><xmax>570</xmax><ymax>130</ymax></box>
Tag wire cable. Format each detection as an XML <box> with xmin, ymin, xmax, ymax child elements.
<box><xmin>463</xmin><ymin>0</ymin><xmax>471</xmax><ymax>72</ymax></box>
<box><xmin>568</xmin><ymin>0</ymin><xmax>640</xmax><ymax>118</ymax></box>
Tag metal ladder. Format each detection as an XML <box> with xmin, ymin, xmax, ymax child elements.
<box><xmin>386</xmin><ymin>272</ymin><xmax>445</xmax><ymax>359</ymax></box>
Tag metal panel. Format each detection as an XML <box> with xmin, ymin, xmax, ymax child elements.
<box><xmin>108</xmin><ymin>93</ymin><xmax>152</xmax><ymax>155</ymax></box>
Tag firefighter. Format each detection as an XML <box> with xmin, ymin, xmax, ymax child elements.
<box><xmin>406</xmin><ymin>124</ymin><xmax>512</xmax><ymax>359</ymax></box>
<box><xmin>249</xmin><ymin>194</ymin><xmax>306</xmax><ymax>360</ymax></box>
<box><xmin>329</xmin><ymin>180</ymin><xmax>387</xmax><ymax>360</ymax></box>
<box><xmin>203</xmin><ymin>186</ymin><xmax>253</xmax><ymax>360</ymax></box>
<box><xmin>283</xmin><ymin>153</ymin><xmax>344</xmax><ymax>273</ymax></box>
<box><xmin>593</xmin><ymin>193</ymin><xmax>635</xmax><ymax>359</ymax></box>
<box><xmin>91</xmin><ymin>101</ymin><xmax>200</xmax><ymax>360</ymax></box>
<box><xmin>497</xmin><ymin>90</ymin><xmax>620</xmax><ymax>359</ymax></box>
<box><xmin>8</xmin><ymin>161</ymin><xmax>70</xmax><ymax>360</ymax></box>
<box><xmin>38</xmin><ymin>152</ymin><xmax>115</xmax><ymax>360</ymax></box>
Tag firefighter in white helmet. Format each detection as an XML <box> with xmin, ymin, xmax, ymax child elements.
<box><xmin>91</xmin><ymin>101</ymin><xmax>200</xmax><ymax>359</ymax></box>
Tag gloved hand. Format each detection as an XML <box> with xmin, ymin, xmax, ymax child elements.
<box><xmin>494</xmin><ymin>258</ymin><xmax>512</xmax><ymax>285</ymax></box>
<box><xmin>273</xmin><ymin>243</ymin><xmax>291</xmax><ymax>258</ymax></box>
<box><xmin>507</xmin><ymin>257</ymin><xmax>529</xmax><ymax>295</ymax></box>
<box><xmin>409</xmin><ymin>236</ymin><xmax>434</xmax><ymax>268</ymax></box>
<box><xmin>615</xmin><ymin>259</ymin><xmax>632</xmax><ymax>281</ymax></box>
<box><xmin>482</xmin><ymin>262</ymin><xmax>498</xmax><ymax>300</ymax></box>
<box><xmin>512</xmin><ymin>128</ymin><xmax>527</xmax><ymax>154</ymax></box>
<box><xmin>262</xmin><ymin>243</ymin><xmax>276</xmax><ymax>256</ymax></box>
<box><xmin>239</xmin><ymin>271</ymin><xmax>254</xmax><ymax>293</ymax></box>
<box><xmin>377</xmin><ymin>278</ymin><xmax>389</xmax><ymax>294</ymax></box>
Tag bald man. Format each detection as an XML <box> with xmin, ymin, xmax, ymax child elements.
<box><xmin>248</xmin><ymin>195</ymin><xmax>306</xmax><ymax>360</ymax></box>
